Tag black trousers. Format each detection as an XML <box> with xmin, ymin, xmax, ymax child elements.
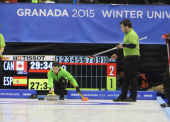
<box><xmin>53</xmin><ymin>77</ymin><xmax>68</xmax><ymax>98</ymax></box>
<box><xmin>163</xmin><ymin>66</ymin><xmax>170</xmax><ymax>104</ymax></box>
<box><xmin>119</xmin><ymin>56</ymin><xmax>140</xmax><ymax>100</ymax></box>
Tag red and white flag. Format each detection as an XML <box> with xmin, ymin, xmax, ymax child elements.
<box><xmin>14</xmin><ymin>61</ymin><xmax>27</xmax><ymax>71</ymax></box>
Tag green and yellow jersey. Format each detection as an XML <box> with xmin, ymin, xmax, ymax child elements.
<box><xmin>47</xmin><ymin>68</ymin><xmax>78</xmax><ymax>88</ymax></box>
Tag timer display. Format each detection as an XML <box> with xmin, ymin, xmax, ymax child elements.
<box><xmin>30</xmin><ymin>61</ymin><xmax>53</xmax><ymax>70</ymax></box>
<box><xmin>29</xmin><ymin>79</ymin><xmax>49</xmax><ymax>90</ymax></box>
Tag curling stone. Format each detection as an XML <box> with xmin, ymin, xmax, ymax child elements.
<box><xmin>46</xmin><ymin>92</ymin><xmax>59</xmax><ymax>101</ymax></box>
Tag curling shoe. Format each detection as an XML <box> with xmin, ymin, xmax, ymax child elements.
<box><xmin>113</xmin><ymin>98</ymin><xmax>124</xmax><ymax>102</ymax></box>
<box><xmin>59</xmin><ymin>97</ymin><xmax>64</xmax><ymax>100</ymax></box>
<box><xmin>160</xmin><ymin>103</ymin><xmax>170</xmax><ymax>108</ymax></box>
<box><xmin>123</xmin><ymin>98</ymin><xmax>136</xmax><ymax>102</ymax></box>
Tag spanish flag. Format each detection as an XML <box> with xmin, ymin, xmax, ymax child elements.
<box><xmin>13</xmin><ymin>76</ymin><xmax>27</xmax><ymax>86</ymax></box>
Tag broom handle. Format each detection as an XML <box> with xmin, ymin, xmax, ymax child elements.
<box><xmin>69</xmin><ymin>80</ymin><xmax>84</xmax><ymax>98</ymax></box>
<box><xmin>93</xmin><ymin>36</ymin><xmax>147</xmax><ymax>57</ymax></box>
<box><xmin>93</xmin><ymin>47</ymin><xmax>117</xmax><ymax>57</ymax></box>
<box><xmin>78</xmin><ymin>92</ymin><xmax>84</xmax><ymax>98</ymax></box>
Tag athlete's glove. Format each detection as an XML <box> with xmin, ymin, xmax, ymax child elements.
<box><xmin>76</xmin><ymin>86</ymin><xmax>81</xmax><ymax>93</ymax></box>
<box><xmin>153</xmin><ymin>85</ymin><xmax>164</xmax><ymax>94</ymax></box>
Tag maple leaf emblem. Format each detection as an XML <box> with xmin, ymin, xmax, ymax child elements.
<box><xmin>18</xmin><ymin>63</ymin><xmax>23</xmax><ymax>68</ymax></box>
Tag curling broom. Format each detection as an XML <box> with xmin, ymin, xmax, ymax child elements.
<box><xmin>69</xmin><ymin>80</ymin><xmax>88</xmax><ymax>101</ymax></box>
<box><xmin>88</xmin><ymin>36</ymin><xmax>147</xmax><ymax>59</ymax></box>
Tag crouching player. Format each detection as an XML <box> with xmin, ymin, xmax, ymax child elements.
<box><xmin>47</xmin><ymin>62</ymin><xmax>81</xmax><ymax>100</ymax></box>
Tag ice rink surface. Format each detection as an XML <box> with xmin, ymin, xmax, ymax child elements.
<box><xmin>0</xmin><ymin>98</ymin><xmax>169</xmax><ymax>122</ymax></box>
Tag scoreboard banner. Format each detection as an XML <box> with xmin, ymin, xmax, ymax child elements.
<box><xmin>2</xmin><ymin>55</ymin><xmax>116</xmax><ymax>91</ymax></box>
<box><xmin>67</xmin><ymin>90</ymin><xmax>157</xmax><ymax>100</ymax></box>
<box><xmin>0</xmin><ymin>4</ymin><xmax>170</xmax><ymax>44</ymax></box>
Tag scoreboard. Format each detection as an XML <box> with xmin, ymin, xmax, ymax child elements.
<box><xmin>3</xmin><ymin>55</ymin><xmax>54</xmax><ymax>91</ymax></box>
<box><xmin>2</xmin><ymin>55</ymin><xmax>117</xmax><ymax>91</ymax></box>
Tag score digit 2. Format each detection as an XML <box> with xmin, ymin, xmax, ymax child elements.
<box><xmin>107</xmin><ymin>63</ymin><xmax>116</xmax><ymax>77</ymax></box>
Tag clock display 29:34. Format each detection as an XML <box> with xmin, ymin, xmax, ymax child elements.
<box><xmin>29</xmin><ymin>61</ymin><xmax>53</xmax><ymax>70</ymax></box>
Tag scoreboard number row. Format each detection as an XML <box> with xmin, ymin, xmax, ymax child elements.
<box><xmin>56</xmin><ymin>56</ymin><xmax>108</xmax><ymax>63</ymax></box>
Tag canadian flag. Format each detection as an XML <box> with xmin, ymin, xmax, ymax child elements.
<box><xmin>14</xmin><ymin>61</ymin><xmax>27</xmax><ymax>71</ymax></box>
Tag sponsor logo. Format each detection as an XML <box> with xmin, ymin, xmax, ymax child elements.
<box><xmin>107</xmin><ymin>94</ymin><xmax>119</xmax><ymax>97</ymax></box>
<box><xmin>13</xmin><ymin>56</ymin><xmax>45</xmax><ymax>61</ymax></box>
<box><xmin>71</xmin><ymin>93</ymin><xmax>80</xmax><ymax>96</ymax></box>
<box><xmin>13</xmin><ymin>56</ymin><xmax>22</xmax><ymax>60</ymax></box>
<box><xmin>127</xmin><ymin>94</ymin><xmax>140</xmax><ymax>97</ymax></box>
<box><xmin>17</xmin><ymin>70</ymin><xmax>28</xmax><ymax>74</ymax></box>
<box><xmin>0</xmin><ymin>93</ymin><xmax>20</xmax><ymax>96</ymax></box>
<box><xmin>83</xmin><ymin>94</ymin><xmax>98</xmax><ymax>97</ymax></box>
<box><xmin>144</xmin><ymin>94</ymin><xmax>153</xmax><ymax>97</ymax></box>
<box><xmin>99</xmin><ymin>94</ymin><xmax>106</xmax><ymax>97</ymax></box>
<box><xmin>23</xmin><ymin>93</ymin><xmax>32</xmax><ymax>96</ymax></box>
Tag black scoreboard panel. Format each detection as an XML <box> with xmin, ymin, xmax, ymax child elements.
<box><xmin>3</xmin><ymin>55</ymin><xmax>55</xmax><ymax>90</ymax></box>
<box><xmin>2</xmin><ymin>55</ymin><xmax>117</xmax><ymax>91</ymax></box>
<box><xmin>60</xmin><ymin>63</ymin><xmax>107</xmax><ymax>89</ymax></box>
